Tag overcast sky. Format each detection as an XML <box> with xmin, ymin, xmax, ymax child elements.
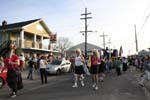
<box><xmin>0</xmin><ymin>0</ymin><xmax>150</xmax><ymax>56</ymax></box>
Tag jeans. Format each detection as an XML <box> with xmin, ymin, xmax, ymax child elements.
<box><xmin>27</xmin><ymin>67</ymin><xmax>33</xmax><ymax>79</ymax></box>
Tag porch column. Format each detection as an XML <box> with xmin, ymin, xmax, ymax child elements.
<box><xmin>39</xmin><ymin>36</ymin><xmax>43</xmax><ymax>49</ymax></box>
<box><xmin>33</xmin><ymin>34</ymin><xmax>36</xmax><ymax>48</ymax></box>
<box><xmin>48</xmin><ymin>41</ymin><xmax>52</xmax><ymax>50</ymax></box>
<box><xmin>20</xmin><ymin>30</ymin><xmax>24</xmax><ymax>48</ymax></box>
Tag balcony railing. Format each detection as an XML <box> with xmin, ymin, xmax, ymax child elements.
<box><xmin>23</xmin><ymin>40</ymin><xmax>49</xmax><ymax>50</ymax></box>
<box><xmin>24</xmin><ymin>41</ymin><xmax>32</xmax><ymax>48</ymax></box>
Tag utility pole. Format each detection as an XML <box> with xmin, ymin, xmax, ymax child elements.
<box><xmin>134</xmin><ymin>25</ymin><xmax>139</xmax><ymax>53</ymax></box>
<box><xmin>80</xmin><ymin>8</ymin><xmax>92</xmax><ymax>59</ymax></box>
<box><xmin>108</xmin><ymin>38</ymin><xmax>112</xmax><ymax>60</ymax></box>
<box><xmin>108</xmin><ymin>38</ymin><xmax>111</xmax><ymax>50</ymax></box>
<box><xmin>100</xmin><ymin>31</ymin><xmax>108</xmax><ymax>49</ymax></box>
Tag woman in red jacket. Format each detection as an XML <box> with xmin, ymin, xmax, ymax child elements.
<box><xmin>90</xmin><ymin>49</ymin><xmax>101</xmax><ymax>90</ymax></box>
<box><xmin>3</xmin><ymin>45</ymin><xmax>20</xmax><ymax>98</ymax></box>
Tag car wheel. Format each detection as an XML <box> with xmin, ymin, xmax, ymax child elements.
<box><xmin>56</xmin><ymin>69</ymin><xmax>61</xmax><ymax>75</ymax></box>
<box><xmin>0</xmin><ymin>77</ymin><xmax>4</xmax><ymax>88</ymax></box>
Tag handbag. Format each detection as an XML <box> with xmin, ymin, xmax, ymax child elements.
<box><xmin>83</xmin><ymin>63</ymin><xmax>90</xmax><ymax>76</ymax></box>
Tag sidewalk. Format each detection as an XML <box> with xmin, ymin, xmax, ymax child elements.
<box><xmin>131</xmin><ymin>66</ymin><xmax>150</xmax><ymax>100</ymax></box>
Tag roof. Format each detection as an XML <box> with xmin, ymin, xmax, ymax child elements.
<box><xmin>138</xmin><ymin>49</ymin><xmax>150</xmax><ymax>56</ymax></box>
<box><xmin>68</xmin><ymin>42</ymin><xmax>103</xmax><ymax>52</ymax></box>
<box><xmin>22</xmin><ymin>48</ymin><xmax>59</xmax><ymax>53</ymax></box>
<box><xmin>0</xmin><ymin>18</ymin><xmax>41</xmax><ymax>30</ymax></box>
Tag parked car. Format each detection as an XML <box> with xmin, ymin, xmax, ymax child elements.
<box><xmin>0</xmin><ymin>66</ymin><xmax>7</xmax><ymax>88</ymax></box>
<box><xmin>46</xmin><ymin>60</ymin><xmax>71</xmax><ymax>75</ymax></box>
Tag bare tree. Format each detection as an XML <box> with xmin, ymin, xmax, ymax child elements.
<box><xmin>56</xmin><ymin>37</ymin><xmax>72</xmax><ymax>57</ymax></box>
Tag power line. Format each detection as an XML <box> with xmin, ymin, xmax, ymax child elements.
<box><xmin>138</xmin><ymin>2</ymin><xmax>150</xmax><ymax>33</ymax></box>
<box><xmin>142</xmin><ymin>2</ymin><xmax>150</xmax><ymax>19</ymax></box>
<box><xmin>139</xmin><ymin>11</ymin><xmax>150</xmax><ymax>33</ymax></box>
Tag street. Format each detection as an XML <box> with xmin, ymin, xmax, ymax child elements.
<box><xmin>0</xmin><ymin>69</ymin><xmax>149</xmax><ymax>100</ymax></box>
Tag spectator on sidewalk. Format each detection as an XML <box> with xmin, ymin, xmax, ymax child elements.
<box><xmin>113</xmin><ymin>57</ymin><xmax>123</xmax><ymax>76</ymax></box>
<box><xmin>105</xmin><ymin>59</ymin><xmax>112</xmax><ymax>73</ymax></box>
<box><xmin>27</xmin><ymin>53</ymin><xmax>34</xmax><ymax>80</ymax></box>
<box><xmin>19</xmin><ymin>54</ymin><xmax>25</xmax><ymax>71</ymax></box>
<box><xmin>122</xmin><ymin>57</ymin><xmax>128</xmax><ymax>72</ymax></box>
<box><xmin>39</xmin><ymin>56</ymin><xmax>48</xmax><ymax>84</ymax></box>
<box><xmin>36</xmin><ymin>54</ymin><xmax>41</xmax><ymax>70</ymax></box>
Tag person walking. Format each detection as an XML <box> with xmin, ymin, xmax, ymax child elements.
<box><xmin>122</xmin><ymin>57</ymin><xmax>128</xmax><ymax>72</ymax></box>
<box><xmin>27</xmin><ymin>53</ymin><xmax>34</xmax><ymax>80</ymax></box>
<box><xmin>113</xmin><ymin>57</ymin><xmax>122</xmax><ymax>76</ymax></box>
<box><xmin>99</xmin><ymin>58</ymin><xmax>105</xmax><ymax>82</ymax></box>
<box><xmin>72</xmin><ymin>48</ymin><xmax>85</xmax><ymax>88</ymax></box>
<box><xmin>2</xmin><ymin>45</ymin><xmax>20</xmax><ymax>98</ymax></box>
<box><xmin>139</xmin><ymin>56</ymin><xmax>150</xmax><ymax>86</ymax></box>
<box><xmin>39</xmin><ymin>56</ymin><xmax>48</xmax><ymax>84</ymax></box>
<box><xmin>90</xmin><ymin>49</ymin><xmax>101</xmax><ymax>90</ymax></box>
<box><xmin>19</xmin><ymin>54</ymin><xmax>25</xmax><ymax>71</ymax></box>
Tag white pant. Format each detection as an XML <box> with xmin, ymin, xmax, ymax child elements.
<box><xmin>145</xmin><ymin>71</ymin><xmax>150</xmax><ymax>81</ymax></box>
<box><xmin>139</xmin><ymin>70</ymin><xmax>150</xmax><ymax>85</ymax></box>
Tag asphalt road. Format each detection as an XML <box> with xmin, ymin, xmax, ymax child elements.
<box><xmin>0</xmin><ymin>69</ymin><xmax>149</xmax><ymax>100</ymax></box>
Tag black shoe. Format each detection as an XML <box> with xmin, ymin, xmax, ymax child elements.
<box><xmin>10</xmin><ymin>92</ymin><xmax>16</xmax><ymax>98</ymax></box>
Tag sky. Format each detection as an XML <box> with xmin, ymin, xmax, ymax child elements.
<box><xmin>0</xmin><ymin>0</ymin><xmax>150</xmax><ymax>56</ymax></box>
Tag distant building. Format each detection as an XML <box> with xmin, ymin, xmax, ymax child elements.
<box><xmin>0</xmin><ymin>18</ymin><xmax>56</xmax><ymax>56</ymax></box>
<box><xmin>138</xmin><ymin>49</ymin><xmax>150</xmax><ymax>56</ymax></box>
<box><xmin>66</xmin><ymin>42</ymin><xmax>103</xmax><ymax>57</ymax></box>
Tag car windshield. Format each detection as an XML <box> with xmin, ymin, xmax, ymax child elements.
<box><xmin>51</xmin><ymin>60</ymin><xmax>62</xmax><ymax>65</ymax></box>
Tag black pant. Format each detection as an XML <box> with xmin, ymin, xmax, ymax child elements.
<box><xmin>7</xmin><ymin>69</ymin><xmax>17</xmax><ymax>93</ymax></box>
<box><xmin>40</xmin><ymin>68</ymin><xmax>47</xmax><ymax>83</ymax></box>
<box><xmin>116</xmin><ymin>67</ymin><xmax>121</xmax><ymax>76</ymax></box>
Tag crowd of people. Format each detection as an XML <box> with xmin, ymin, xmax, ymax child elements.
<box><xmin>71</xmin><ymin>48</ymin><xmax>129</xmax><ymax>91</ymax></box>
<box><xmin>71</xmin><ymin>48</ymin><xmax>150</xmax><ymax>91</ymax></box>
<box><xmin>0</xmin><ymin>46</ymin><xmax>64</xmax><ymax>98</ymax></box>
<box><xmin>0</xmin><ymin>46</ymin><xmax>150</xmax><ymax>98</ymax></box>
<box><xmin>128</xmin><ymin>56</ymin><xmax>150</xmax><ymax>87</ymax></box>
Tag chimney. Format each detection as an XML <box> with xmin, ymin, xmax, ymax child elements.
<box><xmin>2</xmin><ymin>20</ymin><xmax>7</xmax><ymax>26</ymax></box>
